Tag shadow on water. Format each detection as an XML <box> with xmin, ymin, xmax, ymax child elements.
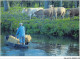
<box><xmin>1</xmin><ymin>33</ymin><xmax>79</xmax><ymax>56</ymax></box>
<box><xmin>1</xmin><ymin>46</ymin><xmax>28</xmax><ymax>56</ymax></box>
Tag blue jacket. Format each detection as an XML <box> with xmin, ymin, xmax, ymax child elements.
<box><xmin>16</xmin><ymin>26</ymin><xmax>25</xmax><ymax>37</ymax></box>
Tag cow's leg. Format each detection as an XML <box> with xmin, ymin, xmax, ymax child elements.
<box><xmin>30</xmin><ymin>14</ymin><xmax>32</xmax><ymax>20</ymax></box>
<box><xmin>55</xmin><ymin>13</ymin><xmax>57</xmax><ymax>20</ymax></box>
<box><xmin>40</xmin><ymin>15</ymin><xmax>43</xmax><ymax>20</ymax></box>
<box><xmin>51</xmin><ymin>12</ymin><xmax>53</xmax><ymax>20</ymax></box>
<box><xmin>70</xmin><ymin>16</ymin><xmax>72</xmax><ymax>21</ymax></box>
<box><xmin>42</xmin><ymin>15</ymin><xmax>45</xmax><ymax>20</ymax></box>
<box><xmin>62</xmin><ymin>15</ymin><xmax>64</xmax><ymax>19</ymax></box>
<box><xmin>40</xmin><ymin>15</ymin><xmax>42</xmax><ymax>20</ymax></box>
<box><xmin>54</xmin><ymin>14</ymin><xmax>56</xmax><ymax>19</ymax></box>
<box><xmin>62</xmin><ymin>12</ymin><xmax>64</xmax><ymax>19</ymax></box>
<box><xmin>59</xmin><ymin>15</ymin><xmax>61</xmax><ymax>19</ymax></box>
<box><xmin>53</xmin><ymin>16</ymin><xmax>55</xmax><ymax>20</ymax></box>
<box><xmin>70</xmin><ymin>16</ymin><xmax>71</xmax><ymax>20</ymax></box>
<box><xmin>61</xmin><ymin>14</ymin><xmax>63</xmax><ymax>19</ymax></box>
<box><xmin>73</xmin><ymin>15</ymin><xmax>74</xmax><ymax>20</ymax></box>
<box><xmin>51</xmin><ymin>16</ymin><xmax>52</xmax><ymax>20</ymax></box>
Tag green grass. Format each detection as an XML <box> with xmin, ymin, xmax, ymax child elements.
<box><xmin>1</xmin><ymin>7</ymin><xmax>79</xmax><ymax>38</ymax></box>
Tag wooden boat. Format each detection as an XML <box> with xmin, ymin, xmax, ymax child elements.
<box><xmin>6</xmin><ymin>42</ymin><xmax>28</xmax><ymax>48</ymax></box>
<box><xmin>5</xmin><ymin>35</ymin><xmax>29</xmax><ymax>48</ymax></box>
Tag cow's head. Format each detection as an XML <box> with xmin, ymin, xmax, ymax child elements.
<box><xmin>66</xmin><ymin>9</ymin><xmax>71</xmax><ymax>15</ymax></box>
<box><xmin>33</xmin><ymin>13</ymin><xmax>37</xmax><ymax>17</ymax></box>
<box><xmin>49</xmin><ymin>5</ymin><xmax>54</xmax><ymax>8</ymax></box>
<box><xmin>22</xmin><ymin>8</ymin><xmax>27</xmax><ymax>13</ymax></box>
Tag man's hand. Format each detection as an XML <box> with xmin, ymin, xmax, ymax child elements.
<box><xmin>15</xmin><ymin>35</ymin><xmax>17</xmax><ymax>38</ymax></box>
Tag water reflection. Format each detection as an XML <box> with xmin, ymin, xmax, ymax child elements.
<box><xmin>1</xmin><ymin>34</ymin><xmax>79</xmax><ymax>56</ymax></box>
<box><xmin>30</xmin><ymin>34</ymin><xmax>79</xmax><ymax>56</ymax></box>
<box><xmin>66</xmin><ymin>44</ymin><xmax>79</xmax><ymax>56</ymax></box>
<box><xmin>19</xmin><ymin>49</ymin><xmax>26</xmax><ymax>56</ymax></box>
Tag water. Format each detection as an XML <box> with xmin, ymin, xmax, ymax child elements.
<box><xmin>0</xmin><ymin>34</ymin><xmax>79</xmax><ymax>56</ymax></box>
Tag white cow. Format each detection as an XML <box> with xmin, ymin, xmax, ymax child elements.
<box><xmin>22</xmin><ymin>8</ymin><xmax>43</xmax><ymax>19</ymax></box>
<box><xmin>53</xmin><ymin>7</ymin><xmax>66</xmax><ymax>19</ymax></box>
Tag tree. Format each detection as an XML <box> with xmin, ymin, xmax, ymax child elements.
<box><xmin>69</xmin><ymin>1</ymin><xmax>73</xmax><ymax>8</ymax></box>
<box><xmin>75</xmin><ymin>1</ymin><xmax>77</xmax><ymax>8</ymax></box>
<box><xmin>9</xmin><ymin>1</ymin><xmax>12</xmax><ymax>7</ymax></box>
<box><xmin>3</xmin><ymin>0</ymin><xmax>10</xmax><ymax>11</ymax></box>
<box><xmin>60</xmin><ymin>0</ymin><xmax>62</xmax><ymax>7</ymax></box>
<box><xmin>77</xmin><ymin>1</ymin><xmax>79</xmax><ymax>7</ymax></box>
<box><xmin>44</xmin><ymin>0</ymin><xmax>49</xmax><ymax>9</ymax></box>
<box><xmin>52</xmin><ymin>1</ymin><xmax>54</xmax><ymax>5</ymax></box>
<box><xmin>20</xmin><ymin>0</ymin><xmax>25</xmax><ymax>7</ymax></box>
<box><xmin>39</xmin><ymin>1</ymin><xmax>41</xmax><ymax>7</ymax></box>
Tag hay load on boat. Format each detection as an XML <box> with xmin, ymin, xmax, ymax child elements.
<box><xmin>7</xmin><ymin>35</ymin><xmax>32</xmax><ymax>45</ymax></box>
<box><xmin>8</xmin><ymin>35</ymin><xmax>20</xmax><ymax>44</ymax></box>
<box><xmin>6</xmin><ymin>35</ymin><xmax>32</xmax><ymax>48</ymax></box>
<box><xmin>25</xmin><ymin>35</ymin><xmax>32</xmax><ymax>44</ymax></box>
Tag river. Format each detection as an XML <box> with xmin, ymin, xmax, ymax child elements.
<box><xmin>0</xmin><ymin>33</ymin><xmax>79</xmax><ymax>56</ymax></box>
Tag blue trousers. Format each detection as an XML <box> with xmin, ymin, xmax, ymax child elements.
<box><xmin>19</xmin><ymin>36</ymin><xmax>25</xmax><ymax>44</ymax></box>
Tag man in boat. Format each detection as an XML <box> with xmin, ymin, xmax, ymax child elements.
<box><xmin>16</xmin><ymin>23</ymin><xmax>25</xmax><ymax>45</ymax></box>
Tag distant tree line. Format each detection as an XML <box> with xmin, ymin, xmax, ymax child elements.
<box><xmin>1</xmin><ymin>0</ymin><xmax>79</xmax><ymax>11</ymax></box>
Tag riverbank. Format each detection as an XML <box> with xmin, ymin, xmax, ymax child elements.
<box><xmin>1</xmin><ymin>7</ymin><xmax>79</xmax><ymax>38</ymax></box>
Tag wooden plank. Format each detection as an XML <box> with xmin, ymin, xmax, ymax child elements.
<box><xmin>6</xmin><ymin>42</ymin><xmax>28</xmax><ymax>48</ymax></box>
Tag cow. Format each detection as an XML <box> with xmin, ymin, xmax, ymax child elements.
<box><xmin>33</xmin><ymin>5</ymin><xmax>54</xmax><ymax>20</ymax></box>
<box><xmin>33</xmin><ymin>6</ymin><xmax>66</xmax><ymax>20</ymax></box>
<box><xmin>67</xmin><ymin>8</ymin><xmax>79</xmax><ymax>20</ymax></box>
<box><xmin>53</xmin><ymin>7</ymin><xmax>66</xmax><ymax>19</ymax></box>
<box><xmin>22</xmin><ymin>8</ymin><xmax>43</xmax><ymax>19</ymax></box>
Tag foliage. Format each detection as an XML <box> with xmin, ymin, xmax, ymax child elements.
<box><xmin>1</xmin><ymin>7</ymin><xmax>79</xmax><ymax>38</ymax></box>
<box><xmin>1</xmin><ymin>1</ymin><xmax>79</xmax><ymax>8</ymax></box>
